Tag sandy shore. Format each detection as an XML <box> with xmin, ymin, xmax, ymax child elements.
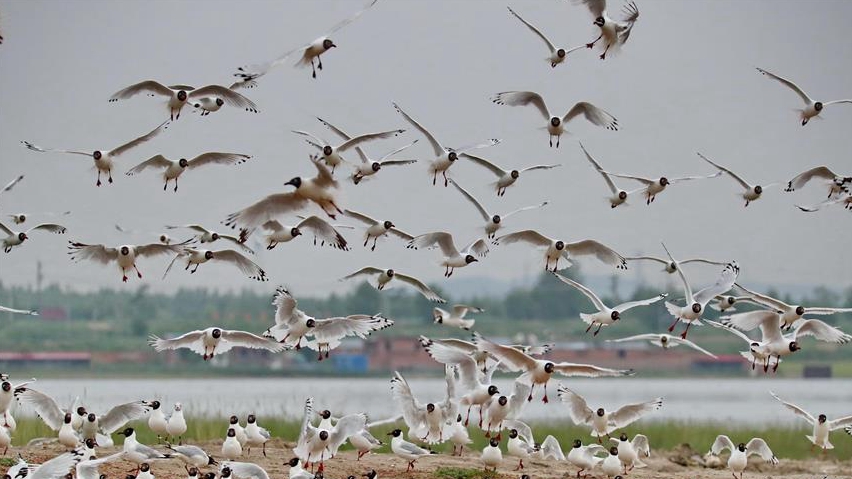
<box><xmin>5</xmin><ymin>439</ymin><xmax>851</xmax><ymax>479</ymax></box>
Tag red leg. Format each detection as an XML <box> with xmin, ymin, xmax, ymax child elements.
<box><xmin>667</xmin><ymin>316</ymin><xmax>680</xmax><ymax>333</ymax></box>
<box><xmin>680</xmin><ymin>322</ymin><xmax>691</xmax><ymax>339</ymax></box>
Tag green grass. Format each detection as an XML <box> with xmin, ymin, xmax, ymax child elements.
<box><xmin>9</xmin><ymin>416</ymin><xmax>850</xmax><ymax>460</ymax></box>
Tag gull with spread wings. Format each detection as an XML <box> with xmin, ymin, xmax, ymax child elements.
<box><xmin>126</xmin><ymin>152</ymin><xmax>250</xmax><ymax>192</ymax></box>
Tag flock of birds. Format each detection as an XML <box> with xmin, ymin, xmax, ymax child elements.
<box><xmin>2</xmin><ymin>0</ymin><xmax>852</xmax><ymax>478</ymax></box>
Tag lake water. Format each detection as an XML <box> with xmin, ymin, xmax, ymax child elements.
<box><xmin>9</xmin><ymin>376</ymin><xmax>852</xmax><ymax>425</ymax></box>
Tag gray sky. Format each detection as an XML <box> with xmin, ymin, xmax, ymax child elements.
<box><xmin>1</xmin><ymin>0</ymin><xmax>850</xmax><ymax>296</ymax></box>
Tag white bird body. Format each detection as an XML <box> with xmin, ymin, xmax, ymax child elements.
<box><xmin>605</xmin><ymin>333</ymin><xmax>718</xmax><ymax>358</ymax></box>
<box><xmin>149</xmin><ymin>327</ymin><xmax>286</xmax><ymax>361</ymax></box>
<box><xmin>433</xmin><ymin>304</ymin><xmax>484</xmax><ymax>331</ymax></box>
<box><xmin>109</xmin><ymin>81</ymin><xmax>257</xmax><ymax>120</ymax></box>
<box><xmin>348</xmin><ymin>428</ymin><xmax>382</xmax><ymax>460</ymax></box>
<box><xmin>245</xmin><ymin>415</ymin><xmax>271</xmax><ymax>456</ymax></box>
<box><xmin>68</xmin><ymin>241</ymin><xmax>190</xmax><ymax>282</ymax></box>
<box><xmin>58</xmin><ymin>417</ymin><xmax>79</xmax><ymax>448</ymax></box>
<box><xmin>710</xmin><ymin>435</ymin><xmax>778</xmax><ymax>479</ymax></box>
<box><xmin>227</xmin><ymin>416</ymin><xmax>248</xmax><ymax>446</ymax></box>
<box><xmin>461</xmin><ymin>152</ymin><xmax>560</xmax><ymax>197</ymax></box>
<box><xmin>342</xmin><ymin>210</ymin><xmax>415</xmax><ymax>251</ymax></box>
<box><xmin>391</xmin><ymin>368</ymin><xmax>456</xmax><ymax>444</ymax></box>
<box><xmin>770</xmin><ymin>391</ymin><xmax>852</xmax><ymax>451</ymax></box>
<box><xmin>163</xmin><ymin>248</ymin><xmax>267</xmax><ymax>281</ymax></box>
<box><xmin>0</xmin><ymin>424</ymin><xmax>11</xmax><ymax>454</ymax></box>
<box><xmin>506</xmin><ymin>6</ymin><xmax>584</xmax><ymax>68</ymax></box>
<box><xmin>558</xmin><ymin>386</ymin><xmax>662</xmax><ymax>441</ymax></box>
<box><xmin>388</xmin><ymin>429</ymin><xmax>434</xmax><ymax>471</ymax></box>
<box><xmin>449</xmin><ymin>178</ymin><xmax>548</xmax><ymax>239</ymax></box>
<box><xmin>222</xmin><ymin>428</ymin><xmax>243</xmax><ymax>460</ymax></box>
<box><xmin>611</xmin><ymin>433</ymin><xmax>650</xmax><ymax>472</ymax></box>
<box><xmin>574</xmin><ymin>0</ymin><xmax>640</xmax><ymax>60</ymax></box>
<box><xmin>147</xmin><ymin>402</ymin><xmax>168</xmax><ymax>441</ymax></box>
<box><xmin>756</xmin><ymin>67</ymin><xmax>852</xmax><ymax>125</ymax></box>
<box><xmin>697</xmin><ymin>153</ymin><xmax>773</xmax><ymax>207</ymax></box>
<box><xmin>735</xmin><ymin>283</ymin><xmax>852</xmax><ymax>329</ymax></box>
<box><xmin>127</xmin><ymin>153</ymin><xmax>250</xmax><ymax>192</ymax></box>
<box><xmin>1</xmin><ymin>222</ymin><xmax>67</xmax><ymax>253</ymax></box>
<box><xmin>166</xmin><ymin>403</ymin><xmax>187</xmax><ymax>441</ymax></box>
<box><xmin>448</xmin><ymin>414</ymin><xmax>472</xmax><ymax>456</ymax></box>
<box><xmin>342</xmin><ymin>266</ymin><xmax>445</xmax><ymax>302</ymax></box>
<box><xmin>567</xmin><ymin>440</ymin><xmax>606</xmax><ymax>476</ymax></box>
<box><xmin>600</xmin><ymin>447</ymin><xmax>622</xmax><ymax>478</ymax></box>
<box><xmin>481</xmin><ymin>439</ymin><xmax>503</xmax><ymax>472</ymax></box>
<box><xmin>408</xmin><ymin>231</ymin><xmax>489</xmax><ymax>277</ymax></box>
<box><xmin>119</xmin><ymin>427</ymin><xmax>170</xmax><ymax>465</ymax></box>
<box><xmin>260</xmin><ymin>216</ymin><xmax>348</xmax><ymax>251</ymax></box>
<box><xmin>495</xmin><ymin>229</ymin><xmax>626</xmax><ymax>272</ymax></box>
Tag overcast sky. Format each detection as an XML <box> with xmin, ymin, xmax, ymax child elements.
<box><xmin>1</xmin><ymin>0</ymin><xmax>850</xmax><ymax>297</ymax></box>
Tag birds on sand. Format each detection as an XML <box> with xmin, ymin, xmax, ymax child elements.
<box><xmin>566</xmin><ymin>439</ymin><xmax>607</xmax><ymax>477</ymax></box>
<box><xmin>610</xmin><ymin>433</ymin><xmax>650</xmax><ymax>473</ymax></box>
<box><xmin>388</xmin><ymin>428</ymin><xmax>434</xmax><ymax>472</ymax></box>
<box><xmin>709</xmin><ymin>435</ymin><xmax>778</xmax><ymax>479</ymax></box>
<box><xmin>480</xmin><ymin>437</ymin><xmax>502</xmax><ymax>472</ymax></box>
<box><xmin>756</xmin><ymin>67</ymin><xmax>852</xmax><ymax>125</ymax></box>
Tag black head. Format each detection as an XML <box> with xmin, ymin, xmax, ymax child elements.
<box><xmin>322</xmin><ymin>145</ymin><xmax>333</xmax><ymax>156</ymax></box>
<box><xmin>371</xmin><ymin>162</ymin><xmax>381</xmax><ymax>172</ymax></box>
<box><xmin>139</xmin><ymin>464</ymin><xmax>150</xmax><ymax>473</ymax></box>
<box><xmin>188</xmin><ymin>467</ymin><xmax>197</xmax><ymax>477</ymax></box>
<box><xmin>64</xmin><ymin>412</ymin><xmax>73</xmax><ymax>424</ymax></box>
<box><xmin>818</xmin><ymin>414</ymin><xmax>827</xmax><ymax>423</ymax></box>
<box><xmin>544</xmin><ymin>362</ymin><xmax>555</xmax><ymax>374</ymax></box>
<box><xmin>160</xmin><ymin>234</ymin><xmax>169</xmax><ymax>244</ymax></box>
<box><xmin>596</xmin><ymin>408</ymin><xmax>605</xmax><ymax>417</ymax></box>
<box><xmin>285</xmin><ymin>177</ymin><xmax>302</xmax><ymax>188</ymax></box>
<box><xmin>120</xmin><ymin>427</ymin><xmax>134</xmax><ymax>436</ymax></box>
<box><xmin>815</xmin><ymin>101</ymin><xmax>823</xmax><ymax>111</ymax></box>
<box><xmin>386</xmin><ymin>269</ymin><xmax>395</xmax><ymax>277</ymax></box>
<box><xmin>216</xmin><ymin>98</ymin><xmax>224</xmax><ymax>107</ymax></box>
<box><xmin>487</xmin><ymin>385</ymin><xmax>499</xmax><ymax>396</ymax></box>
<box><xmin>618</xmin><ymin>191</ymin><xmax>627</xmax><ymax>200</ymax></box>
<box><xmin>555</xmin><ymin>240</ymin><xmax>564</xmax><ymax>250</ymax></box>
<box><xmin>306</xmin><ymin>318</ymin><xmax>316</xmax><ymax>328</ymax></box>
<box><xmin>212</xmin><ymin>327</ymin><xmax>222</xmax><ymax>338</ymax></box>
<box><xmin>609</xmin><ymin>446</ymin><xmax>618</xmax><ymax>455</ymax></box>
<box><xmin>363</xmin><ymin>471</ymin><xmax>377</xmax><ymax>479</ymax></box>
<box><xmin>177</xmin><ymin>90</ymin><xmax>188</xmax><ymax>101</ymax></box>
<box><xmin>247</xmin><ymin>414</ymin><xmax>256</xmax><ymax>423</ymax></box>
<box><xmin>465</xmin><ymin>254</ymin><xmax>477</xmax><ymax>264</ymax></box>
<box><xmin>457</xmin><ymin>414</ymin><xmax>463</xmax><ymax>423</ymax></box>
<box><xmin>321</xmin><ymin>409</ymin><xmax>332</xmax><ymax>419</ymax></box>
<box><xmin>120</xmin><ymin>246</ymin><xmax>130</xmax><ymax>255</ymax></box>
<box><xmin>489</xmin><ymin>438</ymin><xmax>500</xmax><ymax>447</ymax></box>
<box><xmin>319</xmin><ymin>430</ymin><xmax>329</xmax><ymax>441</ymax></box>
<box><xmin>179</xmin><ymin>158</ymin><xmax>189</xmax><ymax>168</ymax></box>
<box><xmin>426</xmin><ymin>403</ymin><xmax>435</xmax><ymax>413</ymax></box>
<box><xmin>383</xmin><ymin>220</ymin><xmax>394</xmax><ymax>229</ymax></box>
<box><xmin>795</xmin><ymin>306</ymin><xmax>805</xmax><ymax>316</ymax></box>
<box><xmin>448</xmin><ymin>151</ymin><xmax>458</xmax><ymax>162</ymax></box>
<box><xmin>150</xmin><ymin>400</ymin><xmax>161</xmax><ymax>410</ymax></box>
<box><xmin>287</xmin><ymin>458</ymin><xmax>300</xmax><ymax>467</ymax></box>
<box><xmin>660</xmin><ymin>335</ymin><xmax>668</xmax><ymax>343</ymax></box>
<box><xmin>323</xmin><ymin>38</ymin><xmax>336</xmax><ymax>50</ymax></box>
<box><xmin>789</xmin><ymin>341</ymin><xmax>800</xmax><ymax>352</ymax></box>
<box><xmin>18</xmin><ymin>232</ymin><xmax>27</xmax><ymax>241</ymax></box>
<box><xmin>388</xmin><ymin>428</ymin><xmax>402</xmax><ymax>437</ymax></box>
<box><xmin>619</xmin><ymin>432</ymin><xmax>628</xmax><ymax>441</ymax></box>
<box><xmin>509</xmin><ymin>429</ymin><xmax>518</xmax><ymax>439</ymax></box>
<box><xmin>572</xmin><ymin>439</ymin><xmax>582</xmax><ymax>448</ymax></box>
<box><xmin>227</xmin><ymin>428</ymin><xmax>236</xmax><ymax>437</ymax></box>
<box><xmin>15</xmin><ymin>214</ymin><xmax>25</xmax><ymax>223</ymax></box>
<box><xmin>660</xmin><ymin>177</ymin><xmax>670</xmax><ymax>186</ymax></box>
<box><xmin>668</xmin><ymin>262</ymin><xmax>677</xmax><ymax>272</ymax></box>
<box><xmin>550</xmin><ymin>117</ymin><xmax>561</xmax><ymax>127</ymax></box>
<box><xmin>204</xmin><ymin>250</ymin><xmax>214</xmax><ymax>260</ymax></box>
<box><xmin>77</xmin><ymin>406</ymin><xmax>87</xmax><ymax>416</ymax></box>
<box><xmin>93</xmin><ymin>150</ymin><xmax>103</xmax><ymax>160</ymax></box>
<box><xmin>0</xmin><ymin>382</ymin><xmax>8</xmax><ymax>392</ymax></box>
<box><xmin>754</xmin><ymin>185</ymin><xmax>763</xmax><ymax>195</ymax></box>
<box><xmin>498</xmin><ymin>396</ymin><xmax>508</xmax><ymax>406</ymax></box>
<box><xmin>736</xmin><ymin>443</ymin><xmax>746</xmax><ymax>452</ymax></box>
<box><xmin>691</xmin><ymin>303</ymin><xmax>702</xmax><ymax>314</ymax></box>
<box><xmin>510</xmin><ymin>169</ymin><xmax>520</xmax><ymax>179</ymax></box>
<box><xmin>594</xmin><ymin>16</ymin><xmax>605</xmax><ymax>26</ymax></box>
<box><xmin>220</xmin><ymin>467</ymin><xmax>231</xmax><ymax>478</ymax></box>
<box><xmin>85</xmin><ymin>437</ymin><xmax>97</xmax><ymax>448</ymax></box>
<box><xmin>229</xmin><ymin>415</ymin><xmax>239</xmax><ymax>424</ymax></box>
<box><xmin>557</xmin><ymin>48</ymin><xmax>566</xmax><ymax>58</ymax></box>
<box><xmin>88</xmin><ymin>413</ymin><xmax>97</xmax><ymax>422</ymax></box>
<box><xmin>491</xmin><ymin>214</ymin><xmax>501</xmax><ymax>224</ymax></box>
<box><xmin>611</xmin><ymin>311</ymin><xmax>620</xmax><ymax>321</ymax></box>
<box><xmin>727</xmin><ymin>296</ymin><xmax>736</xmax><ymax>305</ymax></box>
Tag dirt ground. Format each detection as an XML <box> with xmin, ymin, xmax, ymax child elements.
<box><xmin>3</xmin><ymin>439</ymin><xmax>851</xmax><ymax>479</ymax></box>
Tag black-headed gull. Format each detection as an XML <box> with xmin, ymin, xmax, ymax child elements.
<box><xmin>79</xmin><ymin>401</ymin><xmax>150</xmax><ymax>446</ymax></box>
<box><xmin>558</xmin><ymin>386</ymin><xmax>662</xmax><ymax>443</ymax></box>
<box><xmin>259</xmin><ymin>216</ymin><xmax>349</xmax><ymax>251</ymax></box>
<box><xmin>16</xmin><ymin>449</ymin><xmax>86</xmax><ymax>479</ymax></box>
<box><xmin>551</xmin><ymin>272</ymin><xmax>666</xmax><ymax>335</ymax></box>
<box><xmin>601</xmin><ymin>446</ymin><xmax>622</xmax><ymax>478</ymax></box>
<box><xmin>495</xmin><ymin>230</ymin><xmax>626</xmax><ymax>272</ymax></box>
<box><xmin>348</xmin><ymin>421</ymin><xmax>387</xmax><ymax>460</ymax></box>
<box><xmin>166</xmin><ymin>403</ymin><xmax>187</xmax><ymax>444</ymax></box>
<box><xmin>624</xmin><ymin>254</ymin><xmax>726</xmax><ymax>274</ymax></box>
<box><xmin>148</xmin><ymin>327</ymin><xmax>286</xmax><ymax>360</ymax></box>
<box><xmin>419</xmin><ymin>336</ymin><xmax>552</xmax><ymax>376</ymax></box>
<box><xmin>710</xmin><ymin>294</ymin><xmax>755</xmax><ymax>313</ymax></box>
<box><xmin>450</xmin><ymin>178</ymin><xmax>548</xmax><ymax>239</ymax></box>
<box><xmin>610</xmin><ymin>433</ymin><xmax>650</xmax><ymax>473</ymax></box>
<box><xmin>506</xmin><ymin>6</ymin><xmax>585</xmax><ymax>68</ymax></box>
<box><xmin>0</xmin><ymin>304</ymin><xmax>38</xmax><ymax>316</ymax></box>
<box><xmin>1</xmin><ymin>377</ymin><xmax>34</xmax><ymax>428</ymax></box>
<box><xmin>709</xmin><ymin>435</ymin><xmax>777</xmax><ymax>479</ymax></box>
<box><xmin>109</xmin><ymin>81</ymin><xmax>257</xmax><ymax>120</ymax></box>
<box><xmin>76</xmin><ymin>451</ymin><xmax>127</xmax><ymax>479</ymax></box>
<box><xmin>165</xmin><ymin>224</ymin><xmax>254</xmax><ymax>254</ymax></box>
<box><xmin>388</xmin><ymin>428</ymin><xmax>435</xmax><ymax>472</ymax></box>
<box><xmin>341</xmin><ymin>266</ymin><xmax>445</xmax><ymax>302</ymax></box>
<box><xmin>393</xmin><ymin>102</ymin><xmax>499</xmax><ymax>186</ymax></box>
<box><xmin>461</xmin><ymin>152</ymin><xmax>559</xmax><ymax>197</ymax></box>
<box><xmin>22</xmin><ymin>121</ymin><xmax>169</xmax><ymax>186</ymax></box>
<box><xmin>68</xmin><ymin>240</ymin><xmax>190</xmax><ymax>282</ymax></box>
<box><xmin>294</xmin><ymin>397</ymin><xmax>366</xmax><ymax>473</ymax></box>
<box><xmin>118</xmin><ymin>426</ymin><xmax>169</xmax><ymax>467</ymax></box>
<box><xmin>492</xmin><ymin>91</ymin><xmax>617</xmax><ymax>147</ymax></box>
<box><xmin>504</xmin><ymin>419</ymin><xmax>538</xmax><ymax>470</ymax></box>
<box><xmin>162</xmin><ymin>248</ymin><xmax>267</xmax><ymax>281</ymax></box>
<box><xmin>244</xmin><ymin>414</ymin><xmax>271</xmax><ymax>457</ymax></box>
<box><xmin>797</xmin><ymin>194</ymin><xmax>852</xmax><ymax>212</ymax></box>
<box><xmin>293</xmin><ymin>123</ymin><xmax>404</xmax><ymax>175</ymax></box>
<box><xmin>661</xmin><ymin>243</ymin><xmax>738</xmax><ymax>338</ymax></box>
<box><xmin>8</xmin><ymin>210</ymin><xmax>71</xmax><ymax>226</ymax></box>
<box><xmin>14</xmin><ymin>389</ymin><xmax>80</xmax><ymax>448</ymax></box>
<box><xmin>536</xmin><ymin>434</ymin><xmax>565</xmax><ymax>461</ymax></box>
<box><xmin>166</xmin><ymin>443</ymin><xmax>215</xmax><ymax>469</ymax></box>
<box><xmin>574</xmin><ymin>0</ymin><xmax>640</xmax><ymax>60</ymax></box>
<box><xmin>697</xmin><ymin>152</ymin><xmax>775</xmax><ymax>207</ymax></box>
<box><xmin>449</xmin><ymin>413</ymin><xmax>473</xmax><ymax>456</ymax></box>
<box><xmin>391</xmin><ymin>368</ymin><xmax>456</xmax><ymax>444</ymax></box>
<box><xmin>482</xmin><ymin>380</ymin><xmax>530</xmax><ymax>440</ymax></box>
<box><xmin>606</xmin><ymin>333</ymin><xmax>717</xmax><ymax>358</ymax></box>
<box><xmin>770</xmin><ymin>391</ymin><xmax>852</xmax><ymax>452</ymax></box>
<box><xmin>756</xmin><ymin>67</ymin><xmax>852</xmax><ymax>125</ymax></box>
<box><xmin>126</xmin><ymin>152</ymin><xmax>250</xmax><ymax>192</ymax></box>
<box><xmin>219</xmin><ymin>462</ymin><xmax>271</xmax><ymax>479</ymax></box>
<box><xmin>223</xmin><ymin>156</ymin><xmax>342</xmax><ymax>231</ymax></box>
<box><xmin>302</xmin><ymin>314</ymin><xmax>393</xmax><ymax>361</ymax></box>
<box><xmin>407</xmin><ymin>232</ymin><xmax>489</xmax><ymax>277</ymax></box>
<box><xmin>785</xmin><ymin>166</ymin><xmax>850</xmax><ymax>197</ymax></box>
<box><xmin>235</xmin><ymin>0</ymin><xmax>379</xmax><ymax>81</ymax></box>
<box><xmin>285</xmin><ymin>457</ymin><xmax>312</xmax><ymax>479</ymax></box>
<box><xmin>317</xmin><ymin>119</ymin><xmax>418</xmax><ymax>184</ymax></box>
<box><xmin>599</xmin><ymin>167</ymin><xmax>723</xmax><ymax>205</ymax></box>
<box><xmin>146</xmin><ymin>400</ymin><xmax>168</xmax><ymax>443</ymax></box>
<box><xmin>0</xmin><ymin>221</ymin><xmax>66</xmax><ymax>253</ymax></box>
<box><xmin>480</xmin><ymin>438</ymin><xmax>502</xmax><ymax>472</ymax></box>
<box><xmin>222</xmin><ymin>429</ymin><xmax>242</xmax><ymax>460</ymax></box>
<box><xmin>474</xmin><ymin>333</ymin><xmax>632</xmax><ymax>403</ymax></box>
<box><xmin>735</xmin><ymin>283</ymin><xmax>852</xmax><ymax>329</ymax></box>
<box><xmin>580</xmin><ymin>143</ymin><xmax>641</xmax><ymax>208</ymax></box>
<box><xmin>342</xmin><ymin>209</ymin><xmax>415</xmax><ymax>251</ymax></box>
<box><xmin>433</xmin><ymin>304</ymin><xmax>484</xmax><ymax>331</ymax></box>
<box><xmin>227</xmin><ymin>415</ymin><xmax>248</xmax><ymax>447</ymax></box>
<box><xmin>566</xmin><ymin>439</ymin><xmax>607</xmax><ymax>477</ymax></box>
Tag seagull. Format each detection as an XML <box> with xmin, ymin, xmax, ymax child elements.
<box><xmin>734</xmin><ymin>283</ymin><xmax>852</xmax><ymax>329</ymax></box>
<box><xmin>450</xmin><ymin>178</ymin><xmax>548</xmax><ymax>239</ymax></box>
<box><xmin>697</xmin><ymin>152</ymin><xmax>775</xmax><ymax>206</ymax></box>
<box><xmin>0</xmin><ymin>222</ymin><xmax>66</xmax><ymax>253</ymax></box>
<box><xmin>219</xmin><ymin>462</ymin><xmax>271</xmax><ymax>479</ymax></box>
<box><xmin>146</xmin><ymin>401</ymin><xmax>168</xmax><ymax>443</ymax></box>
<box><xmin>448</xmin><ymin>413</ymin><xmax>473</xmax><ymax>456</ymax></box>
<box><xmin>461</xmin><ymin>152</ymin><xmax>559</xmax><ymax>197</ymax></box>
<box><xmin>21</xmin><ymin>120</ymin><xmax>169</xmax><ymax>186</ymax></box>
<box><xmin>506</xmin><ymin>6</ymin><xmax>585</xmax><ymax>68</ymax></box>
<box><xmin>580</xmin><ymin>143</ymin><xmax>641</xmax><ymax>208</ymax></box>
<box><xmin>492</xmin><ymin>91</ymin><xmax>617</xmax><ymax>147</ymax></box>
<box><xmin>755</xmin><ymin>67</ymin><xmax>852</xmax><ymax>125</ymax></box>
<box><xmin>118</xmin><ymin>427</ymin><xmax>171</xmax><ymax>467</ymax></box>
<box><xmin>785</xmin><ymin>166</ymin><xmax>850</xmax><ymax>197</ymax></box>
<box><xmin>189</xmin><ymin>82</ymin><xmax>255</xmax><ymax>116</ymax></box>
<box><xmin>342</xmin><ymin>267</ymin><xmax>445</xmax><ymax>302</ymax></box>
<box><xmin>14</xmin><ymin>389</ymin><xmax>81</xmax><ymax>447</ymax></box>
<box><xmin>76</xmin><ymin>452</ymin><xmax>127</xmax><ymax>479</ymax></box>
<box><xmin>536</xmin><ymin>435</ymin><xmax>565</xmax><ymax>461</ymax></box>
<box><xmin>342</xmin><ymin>210</ymin><xmax>415</xmax><ymax>251</ymax></box>
<box><xmin>797</xmin><ymin>194</ymin><xmax>852</xmax><ymax>212</ymax></box>
<box><xmin>770</xmin><ymin>391</ymin><xmax>852</xmax><ymax>452</ymax></box>
<box><xmin>227</xmin><ymin>415</ymin><xmax>248</xmax><ymax>447</ymax></box>
<box><xmin>474</xmin><ymin>333</ymin><xmax>633</xmax><ymax>403</ymax></box>
<box><xmin>709</xmin><ymin>435</ymin><xmax>778</xmax><ymax>479</ymax></box>
<box><xmin>481</xmin><ymin>380</ymin><xmax>530</xmax><ymax>440</ymax></box>
<box><xmin>259</xmin><ymin>216</ymin><xmax>349</xmax><ymax>251</ymax></box>
<box><xmin>419</xmin><ymin>336</ymin><xmax>553</xmax><ymax>376</ymax></box>
<box><xmin>235</xmin><ymin>0</ymin><xmax>379</xmax><ymax>81</ymax></box>
<box><xmin>407</xmin><ymin>232</ymin><xmax>489</xmax><ymax>277</ymax></box>
<box><xmin>1</xmin><ymin>377</ymin><xmax>34</xmax><ymax>428</ymax></box>
<box><xmin>551</xmin><ymin>272</ymin><xmax>667</xmax><ymax>335</ymax></box>
<box><xmin>480</xmin><ymin>438</ymin><xmax>502</xmax><ymax>472</ymax></box>
<box><xmin>302</xmin><ymin>314</ymin><xmax>394</xmax><ymax>360</ymax></box>
<box><xmin>316</xmin><ymin>118</ymin><xmax>418</xmax><ymax>183</ymax></box>
<box><xmin>166</xmin><ymin>443</ymin><xmax>216</xmax><ymax>469</ymax></box>
<box><xmin>162</xmin><ymin>248</ymin><xmax>268</xmax><ymax>281</ymax></box>
<box><xmin>348</xmin><ymin>425</ymin><xmax>384</xmax><ymax>461</ymax></box>
<box><xmin>557</xmin><ymin>387</ymin><xmax>662</xmax><ymax>443</ymax></box>
<box><xmin>566</xmin><ymin>439</ymin><xmax>607</xmax><ymax>477</ymax></box>
<box><xmin>503</xmin><ymin>420</ymin><xmax>539</xmax><ymax>470</ymax></box>
<box><xmin>148</xmin><ymin>327</ymin><xmax>286</xmax><ymax>360</ymax></box>
<box><xmin>392</xmin><ymin>102</ymin><xmax>499</xmax><ymax>186</ymax></box>
<box><xmin>294</xmin><ymin>397</ymin><xmax>366</xmax><ymax>473</ymax></box>
<box><xmin>600</xmin><ymin>446</ymin><xmax>622</xmax><ymax>478</ymax></box>
<box><xmin>109</xmin><ymin>81</ymin><xmax>257</xmax><ymax>120</ymax></box>
<box><xmin>388</xmin><ymin>428</ymin><xmax>435</xmax><ymax>472</ymax></box>
<box><xmin>244</xmin><ymin>414</ymin><xmax>271</xmax><ymax>457</ymax></box>
<box><xmin>391</xmin><ymin>368</ymin><xmax>456</xmax><ymax>444</ymax></box>
<box><xmin>222</xmin><ymin>429</ymin><xmax>242</xmax><ymax>460</ymax></box>
<box><xmin>610</xmin><ymin>433</ymin><xmax>650</xmax><ymax>473</ymax></box>
<box><xmin>126</xmin><ymin>152</ymin><xmax>250</xmax><ymax>192</ymax></box>
<box><xmin>710</xmin><ymin>295</ymin><xmax>755</xmax><ymax>313</ymax></box>
<box><xmin>1</xmin><ymin>175</ymin><xmax>24</xmax><ymax>197</ymax></box>
<box><xmin>599</xmin><ymin>167</ymin><xmax>723</xmax><ymax>205</ymax></box>
<box><xmin>78</xmin><ymin>401</ymin><xmax>151</xmax><ymax>447</ymax></box>
<box><xmin>623</xmin><ymin>255</ymin><xmax>726</xmax><ymax>274</ymax></box>
<box><xmin>605</xmin><ymin>334</ymin><xmax>717</xmax><ymax>358</ymax></box>
<box><xmin>347</xmin><ymin>141</ymin><xmax>419</xmax><ymax>185</ymax></box>
<box><xmin>294</xmin><ymin>118</ymin><xmax>404</xmax><ymax>174</ymax></box>
<box><xmin>574</xmin><ymin>0</ymin><xmax>640</xmax><ymax>60</ymax></box>
<box><xmin>433</xmin><ymin>305</ymin><xmax>484</xmax><ymax>331</ymax></box>
<box><xmin>166</xmin><ymin>403</ymin><xmax>187</xmax><ymax>444</ymax></box>
<box><xmin>285</xmin><ymin>458</ymin><xmax>312</xmax><ymax>479</ymax></box>
<box><xmin>68</xmin><ymin>241</ymin><xmax>190</xmax><ymax>282</ymax></box>
<box><xmin>164</xmin><ymin>225</ymin><xmax>254</xmax><ymax>254</ymax></box>
<box><xmin>16</xmin><ymin>449</ymin><xmax>86</xmax><ymax>479</ymax></box>
<box><xmin>8</xmin><ymin>210</ymin><xmax>71</xmax><ymax>226</ymax></box>
<box><xmin>223</xmin><ymin>155</ymin><xmax>342</xmax><ymax>231</ymax></box>
<box><xmin>661</xmin><ymin>243</ymin><xmax>739</xmax><ymax>338</ymax></box>
<box><xmin>494</xmin><ymin>230</ymin><xmax>626</xmax><ymax>272</ymax></box>
<box><xmin>0</xmin><ymin>304</ymin><xmax>38</xmax><ymax>316</ymax></box>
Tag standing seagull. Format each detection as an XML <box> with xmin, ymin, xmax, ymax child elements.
<box><xmin>574</xmin><ymin>0</ymin><xmax>640</xmax><ymax>60</ymax></box>
<box><xmin>68</xmin><ymin>241</ymin><xmax>190</xmax><ymax>282</ymax></box>
<box><xmin>388</xmin><ymin>429</ymin><xmax>435</xmax><ymax>472</ymax></box>
<box><xmin>551</xmin><ymin>272</ymin><xmax>666</xmax><ymax>335</ymax></box>
<box><xmin>495</xmin><ymin>230</ymin><xmax>626</xmax><ymax>271</ymax></box>
<box><xmin>769</xmin><ymin>391</ymin><xmax>852</xmax><ymax>452</ymax></box>
<box><xmin>492</xmin><ymin>91</ymin><xmax>617</xmax><ymax>147</ymax></box>
<box><xmin>506</xmin><ymin>6</ymin><xmax>585</xmax><ymax>68</ymax></box>
<box><xmin>392</xmin><ymin>102</ymin><xmax>499</xmax><ymax>186</ymax></box>
<box><xmin>148</xmin><ymin>327</ymin><xmax>286</xmax><ymax>360</ymax></box>
<box><xmin>126</xmin><ymin>152</ymin><xmax>250</xmax><ymax>192</ymax></box>
<box><xmin>342</xmin><ymin>267</ymin><xmax>445</xmax><ymax>302</ymax></box>
<box><xmin>580</xmin><ymin>143</ymin><xmax>640</xmax><ymax>208</ymax></box>
<box><xmin>756</xmin><ymin>67</ymin><xmax>852</xmax><ymax>125</ymax></box>
<box><xmin>407</xmin><ymin>232</ymin><xmax>489</xmax><ymax>277</ymax></box>
<box><xmin>235</xmin><ymin>0</ymin><xmax>380</xmax><ymax>81</ymax></box>
<box><xmin>461</xmin><ymin>152</ymin><xmax>559</xmax><ymax>197</ymax></box>
<box><xmin>166</xmin><ymin>403</ymin><xmax>187</xmax><ymax>445</ymax></box>
<box><xmin>662</xmin><ymin>243</ymin><xmax>739</xmax><ymax>339</ymax></box>
<box><xmin>709</xmin><ymin>435</ymin><xmax>778</xmax><ymax>479</ymax></box>
<box><xmin>557</xmin><ymin>387</ymin><xmax>662</xmax><ymax>443</ymax></box>
<box><xmin>697</xmin><ymin>153</ymin><xmax>774</xmax><ymax>206</ymax></box>
<box><xmin>22</xmin><ymin>120</ymin><xmax>168</xmax><ymax>186</ymax></box>
<box><xmin>342</xmin><ymin>210</ymin><xmax>415</xmax><ymax>251</ymax></box>
<box><xmin>118</xmin><ymin>427</ymin><xmax>171</xmax><ymax>468</ymax></box>
<box><xmin>108</xmin><ymin>81</ymin><xmax>257</xmax><ymax>120</ymax></box>
<box><xmin>450</xmin><ymin>179</ymin><xmax>548</xmax><ymax>239</ymax></box>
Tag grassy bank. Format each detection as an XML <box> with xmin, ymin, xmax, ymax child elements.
<box><xmin>8</xmin><ymin>416</ymin><xmax>850</xmax><ymax>460</ymax></box>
